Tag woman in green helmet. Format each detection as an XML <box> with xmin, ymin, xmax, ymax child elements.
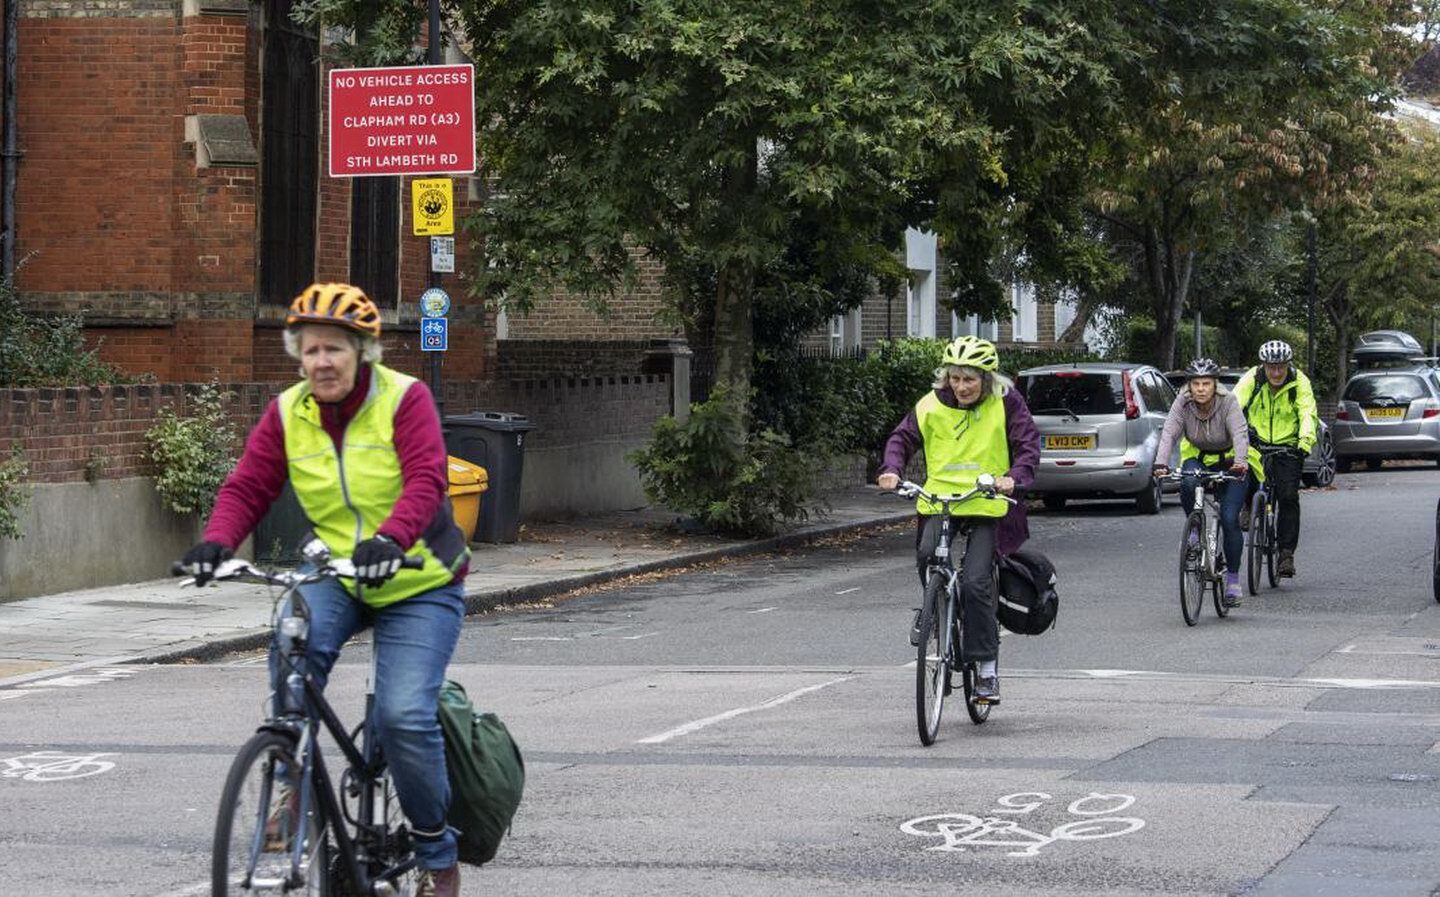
<box><xmin>876</xmin><ymin>335</ymin><xmax>1040</xmax><ymax>704</ymax></box>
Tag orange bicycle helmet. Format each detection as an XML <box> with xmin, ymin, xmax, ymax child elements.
<box><xmin>287</xmin><ymin>283</ymin><xmax>382</xmax><ymax>338</ymax></box>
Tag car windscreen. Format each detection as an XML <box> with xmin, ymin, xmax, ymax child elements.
<box><xmin>1020</xmin><ymin>373</ymin><xmax>1125</xmax><ymax>416</ymax></box>
<box><xmin>1342</xmin><ymin>374</ymin><xmax>1429</xmax><ymax>405</ymax></box>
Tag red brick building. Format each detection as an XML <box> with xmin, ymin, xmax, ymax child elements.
<box><xmin>1</xmin><ymin>0</ymin><xmax>495</xmax><ymax>384</ymax></box>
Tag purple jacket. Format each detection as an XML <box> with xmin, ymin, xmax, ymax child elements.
<box><xmin>879</xmin><ymin>386</ymin><xmax>1040</xmax><ymax>556</ymax></box>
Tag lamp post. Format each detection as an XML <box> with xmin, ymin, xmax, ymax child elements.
<box><xmin>1305</xmin><ymin>218</ymin><xmax>1317</xmax><ymax>379</ymax></box>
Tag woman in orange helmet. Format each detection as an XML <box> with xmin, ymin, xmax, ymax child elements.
<box><xmin>182</xmin><ymin>283</ymin><xmax>468</xmax><ymax>897</ymax></box>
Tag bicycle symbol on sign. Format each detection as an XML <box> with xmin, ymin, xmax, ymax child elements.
<box><xmin>0</xmin><ymin>751</ymin><xmax>116</xmax><ymax>782</ymax></box>
<box><xmin>901</xmin><ymin>792</ymin><xmax>1145</xmax><ymax>857</ymax></box>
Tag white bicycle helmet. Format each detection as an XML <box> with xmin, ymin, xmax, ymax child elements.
<box><xmin>1258</xmin><ymin>340</ymin><xmax>1293</xmax><ymax>364</ymax></box>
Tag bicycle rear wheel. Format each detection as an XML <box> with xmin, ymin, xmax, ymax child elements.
<box><xmin>1433</xmin><ymin>497</ymin><xmax>1440</xmax><ymax>603</ymax></box>
<box><xmin>915</xmin><ymin>574</ymin><xmax>948</xmax><ymax>746</ymax></box>
<box><xmin>1246</xmin><ymin>492</ymin><xmax>1265</xmax><ymax>595</ymax></box>
<box><xmin>213</xmin><ymin>730</ymin><xmax>329</xmax><ymax>897</ymax></box>
<box><xmin>1179</xmin><ymin>512</ymin><xmax>1205</xmax><ymax>626</ymax></box>
<box><xmin>1264</xmin><ymin>504</ymin><xmax>1279</xmax><ymax>588</ymax></box>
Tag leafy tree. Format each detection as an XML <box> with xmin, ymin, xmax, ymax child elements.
<box><xmin>298</xmin><ymin>1</ymin><xmax>1128</xmax><ymax>425</ymax></box>
<box><xmin>1086</xmin><ymin>0</ymin><xmax>1411</xmax><ymax>368</ymax></box>
<box><xmin>1312</xmin><ymin>122</ymin><xmax>1440</xmax><ymax>395</ymax></box>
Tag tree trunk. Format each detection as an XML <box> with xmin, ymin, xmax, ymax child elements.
<box><xmin>1059</xmin><ymin>297</ymin><xmax>1095</xmax><ymax>344</ymax></box>
<box><xmin>710</xmin><ymin>142</ymin><xmax>759</xmax><ymax>431</ymax></box>
<box><xmin>713</xmin><ymin>258</ymin><xmax>755</xmax><ymax>413</ymax></box>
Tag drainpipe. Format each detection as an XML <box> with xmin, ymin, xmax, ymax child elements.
<box><xmin>2</xmin><ymin>0</ymin><xmax>18</xmax><ymax>282</ymax></box>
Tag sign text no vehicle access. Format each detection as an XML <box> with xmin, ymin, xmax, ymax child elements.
<box><xmin>329</xmin><ymin>64</ymin><xmax>476</xmax><ymax>177</ymax></box>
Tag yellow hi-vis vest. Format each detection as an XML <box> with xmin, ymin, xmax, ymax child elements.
<box><xmin>915</xmin><ymin>390</ymin><xmax>1011</xmax><ymax>519</ymax></box>
<box><xmin>278</xmin><ymin>363</ymin><xmax>469</xmax><ymax>607</ymax></box>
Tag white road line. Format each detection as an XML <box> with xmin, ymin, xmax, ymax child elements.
<box><xmin>638</xmin><ymin>676</ymin><xmax>856</xmax><ymax>744</ymax></box>
<box><xmin>746</xmin><ymin>607</ymin><xmax>777</xmax><ymax>614</ymax></box>
<box><xmin>892</xmin><ymin>666</ymin><xmax>1440</xmax><ymax>690</ymax></box>
<box><xmin>835</xmin><ymin>588</ymin><xmax>860</xmax><ymax>595</ymax></box>
<box><xmin>0</xmin><ymin>692</ymin><xmax>27</xmax><ymax>702</ymax></box>
<box><xmin>510</xmin><ymin>636</ymin><xmax>573</xmax><ymax>642</ymax></box>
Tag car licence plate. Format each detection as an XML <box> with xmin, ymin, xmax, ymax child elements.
<box><xmin>1365</xmin><ymin>406</ymin><xmax>1405</xmax><ymax>420</ymax></box>
<box><xmin>1044</xmin><ymin>434</ymin><xmax>1096</xmax><ymax>450</ymax></box>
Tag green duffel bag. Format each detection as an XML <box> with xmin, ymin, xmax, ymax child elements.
<box><xmin>437</xmin><ymin>679</ymin><xmax>525</xmax><ymax>866</ymax></box>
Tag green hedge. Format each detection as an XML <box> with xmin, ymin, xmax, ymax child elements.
<box><xmin>752</xmin><ymin>338</ymin><xmax>1099</xmax><ymax>459</ymax></box>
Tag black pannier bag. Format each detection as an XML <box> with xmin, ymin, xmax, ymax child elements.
<box><xmin>996</xmin><ymin>548</ymin><xmax>1059</xmax><ymax>635</ymax></box>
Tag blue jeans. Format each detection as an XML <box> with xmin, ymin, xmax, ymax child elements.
<box><xmin>1179</xmin><ymin>458</ymin><xmax>1247</xmax><ymax>574</ymax></box>
<box><xmin>271</xmin><ymin>578</ymin><xmax>465</xmax><ymax>870</ymax></box>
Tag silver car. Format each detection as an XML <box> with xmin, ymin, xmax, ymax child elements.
<box><xmin>1333</xmin><ymin>365</ymin><xmax>1440</xmax><ymax>471</ymax></box>
<box><xmin>1017</xmin><ymin>362</ymin><xmax>1177</xmax><ymax>514</ymax></box>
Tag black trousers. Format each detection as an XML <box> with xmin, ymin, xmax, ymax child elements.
<box><xmin>1249</xmin><ymin>452</ymin><xmax>1303</xmax><ymax>552</ymax></box>
<box><xmin>914</xmin><ymin>516</ymin><xmax>999</xmax><ymax>663</ymax></box>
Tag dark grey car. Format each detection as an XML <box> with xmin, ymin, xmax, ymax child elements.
<box><xmin>1018</xmin><ymin>363</ymin><xmax>1177</xmax><ymax>514</ymax></box>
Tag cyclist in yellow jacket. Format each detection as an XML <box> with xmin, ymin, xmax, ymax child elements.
<box><xmin>1233</xmin><ymin>340</ymin><xmax>1317</xmax><ymax>578</ymax></box>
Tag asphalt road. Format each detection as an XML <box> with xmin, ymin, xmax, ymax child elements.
<box><xmin>2</xmin><ymin>467</ymin><xmax>1438</xmax><ymax>896</ymax></box>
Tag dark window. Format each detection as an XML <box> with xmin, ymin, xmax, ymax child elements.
<box><xmin>1343</xmin><ymin>374</ymin><xmax>1430</xmax><ymax>405</ymax></box>
<box><xmin>349</xmin><ymin>177</ymin><xmax>400</xmax><ymax>307</ymax></box>
<box><xmin>259</xmin><ymin>0</ymin><xmax>319</xmax><ymax>304</ymax></box>
<box><xmin>1135</xmin><ymin>372</ymin><xmax>1169</xmax><ymax>413</ymax></box>
<box><xmin>1020</xmin><ymin>373</ymin><xmax>1125</xmax><ymax>416</ymax></box>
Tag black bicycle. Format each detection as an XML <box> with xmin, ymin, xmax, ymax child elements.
<box><xmin>896</xmin><ymin>476</ymin><xmax>1016</xmax><ymax>746</ymax></box>
<box><xmin>1245</xmin><ymin>445</ymin><xmax>1299</xmax><ymax>595</ymax></box>
<box><xmin>176</xmin><ymin>548</ymin><xmax>424</xmax><ymax>897</ymax></box>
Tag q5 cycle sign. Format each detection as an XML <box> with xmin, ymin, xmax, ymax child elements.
<box><xmin>328</xmin><ymin>64</ymin><xmax>476</xmax><ymax>177</ymax></box>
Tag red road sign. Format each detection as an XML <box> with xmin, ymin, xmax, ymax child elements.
<box><xmin>328</xmin><ymin>64</ymin><xmax>476</xmax><ymax>177</ymax></box>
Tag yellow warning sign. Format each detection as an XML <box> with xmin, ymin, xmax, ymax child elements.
<box><xmin>412</xmin><ymin>178</ymin><xmax>454</xmax><ymax>236</ymax></box>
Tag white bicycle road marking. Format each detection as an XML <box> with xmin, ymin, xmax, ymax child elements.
<box><xmin>16</xmin><ymin>667</ymin><xmax>136</xmax><ymax>689</ymax></box>
<box><xmin>638</xmin><ymin>676</ymin><xmax>856</xmax><ymax>744</ymax></box>
<box><xmin>902</xmin><ymin>791</ymin><xmax>1145</xmax><ymax>857</ymax></box>
<box><xmin>0</xmin><ymin>751</ymin><xmax>116</xmax><ymax>782</ymax></box>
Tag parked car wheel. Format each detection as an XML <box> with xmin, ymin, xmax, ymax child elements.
<box><xmin>1135</xmin><ymin>477</ymin><xmax>1162</xmax><ymax>515</ymax></box>
<box><xmin>1302</xmin><ymin>434</ymin><xmax>1336</xmax><ymax>488</ymax></box>
<box><xmin>1042</xmin><ymin>495</ymin><xmax>1067</xmax><ymax>511</ymax></box>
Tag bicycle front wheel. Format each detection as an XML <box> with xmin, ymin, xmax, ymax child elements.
<box><xmin>213</xmin><ymin>731</ymin><xmax>329</xmax><ymax>897</ymax></box>
<box><xmin>1264</xmin><ymin>503</ymin><xmax>1279</xmax><ymax>588</ymax></box>
<box><xmin>1246</xmin><ymin>492</ymin><xmax>1264</xmax><ymax>596</ymax></box>
<box><xmin>1179</xmin><ymin>512</ymin><xmax>1205</xmax><ymax>626</ymax></box>
<box><xmin>915</xmin><ymin>574</ymin><xmax>948</xmax><ymax>746</ymax></box>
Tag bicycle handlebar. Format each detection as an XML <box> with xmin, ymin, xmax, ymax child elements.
<box><xmin>170</xmin><ymin>554</ymin><xmax>424</xmax><ymax>585</ymax></box>
<box><xmin>894</xmin><ymin>478</ymin><xmax>1019</xmax><ymax>507</ymax></box>
<box><xmin>1157</xmin><ymin>470</ymin><xmax>1243</xmax><ymax>484</ymax></box>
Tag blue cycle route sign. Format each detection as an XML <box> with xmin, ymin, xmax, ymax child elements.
<box><xmin>421</xmin><ymin>317</ymin><xmax>448</xmax><ymax>352</ymax></box>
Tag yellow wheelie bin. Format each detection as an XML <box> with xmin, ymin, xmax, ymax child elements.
<box><xmin>446</xmin><ymin>456</ymin><xmax>488</xmax><ymax>543</ymax></box>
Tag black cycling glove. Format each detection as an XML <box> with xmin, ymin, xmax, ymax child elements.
<box><xmin>352</xmin><ymin>535</ymin><xmax>406</xmax><ymax>587</ymax></box>
<box><xmin>182</xmin><ymin>541</ymin><xmax>233</xmax><ymax>586</ymax></box>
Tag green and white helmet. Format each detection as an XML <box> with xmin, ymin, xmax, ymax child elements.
<box><xmin>941</xmin><ymin>335</ymin><xmax>999</xmax><ymax>372</ymax></box>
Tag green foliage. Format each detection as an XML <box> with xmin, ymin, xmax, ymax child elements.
<box><xmin>0</xmin><ymin>279</ymin><xmax>129</xmax><ymax>387</ymax></box>
<box><xmin>0</xmin><ymin>445</ymin><xmax>31</xmax><ymax>540</ymax></box>
<box><xmin>145</xmin><ymin>383</ymin><xmax>238</xmax><ymax>517</ymax></box>
<box><xmin>629</xmin><ymin>387</ymin><xmax>821</xmax><ymax>538</ymax></box>
<box><xmin>751</xmin><ymin>338</ymin><xmax>1099</xmax><ymax>461</ymax></box>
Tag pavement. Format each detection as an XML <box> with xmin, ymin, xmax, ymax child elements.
<box><xmin>0</xmin><ymin>485</ymin><xmax>912</xmax><ymax>686</ymax></box>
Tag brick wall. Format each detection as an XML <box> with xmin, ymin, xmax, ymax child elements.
<box><xmin>502</xmin><ymin>251</ymin><xmax>680</xmax><ymax>341</ymax></box>
<box><xmin>496</xmin><ymin>340</ymin><xmax>655</xmax><ymax>379</ymax></box>
<box><xmin>442</xmin><ymin>375</ymin><xmax>671</xmax><ymax>448</ymax></box>
<box><xmin>11</xmin><ymin>2</ymin><xmax>497</xmax><ymax>384</ymax></box>
<box><xmin>0</xmin><ymin>374</ymin><xmax>669</xmax><ymax>484</ymax></box>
